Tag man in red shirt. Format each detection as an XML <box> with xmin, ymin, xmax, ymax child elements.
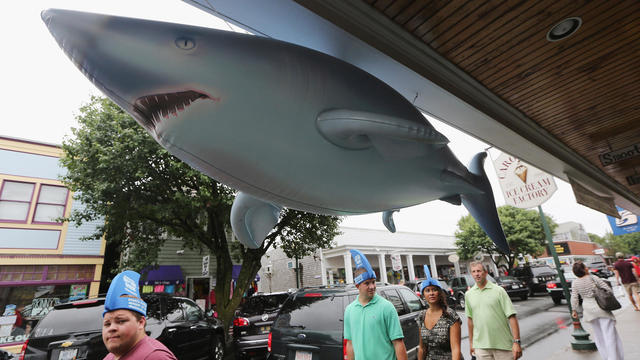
<box><xmin>102</xmin><ymin>271</ymin><xmax>178</xmax><ymax>360</ymax></box>
<box><xmin>613</xmin><ymin>252</ymin><xmax>640</xmax><ymax>311</ymax></box>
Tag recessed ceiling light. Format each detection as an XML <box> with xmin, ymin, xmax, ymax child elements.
<box><xmin>547</xmin><ymin>17</ymin><xmax>582</xmax><ymax>42</ymax></box>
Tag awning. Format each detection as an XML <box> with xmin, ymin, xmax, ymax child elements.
<box><xmin>141</xmin><ymin>265</ymin><xmax>184</xmax><ymax>285</ymax></box>
<box><xmin>232</xmin><ymin>265</ymin><xmax>260</xmax><ymax>282</ymax></box>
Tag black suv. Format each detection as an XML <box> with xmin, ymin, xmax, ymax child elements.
<box><xmin>584</xmin><ymin>260</ymin><xmax>614</xmax><ymax>279</ymax></box>
<box><xmin>267</xmin><ymin>284</ymin><xmax>425</xmax><ymax>360</ymax></box>
<box><xmin>22</xmin><ymin>294</ymin><xmax>225</xmax><ymax>360</ymax></box>
<box><xmin>511</xmin><ymin>265</ymin><xmax>558</xmax><ymax>296</ymax></box>
<box><xmin>232</xmin><ymin>292</ymin><xmax>290</xmax><ymax>359</ymax></box>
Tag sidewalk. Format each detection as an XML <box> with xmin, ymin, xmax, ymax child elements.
<box><xmin>526</xmin><ymin>299</ymin><xmax>640</xmax><ymax>359</ymax></box>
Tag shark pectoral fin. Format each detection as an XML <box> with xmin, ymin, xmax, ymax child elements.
<box><xmin>440</xmin><ymin>169</ymin><xmax>484</xmax><ymax>195</ymax></box>
<box><xmin>316</xmin><ymin>109</ymin><xmax>449</xmax><ymax>150</ymax></box>
<box><xmin>231</xmin><ymin>192</ymin><xmax>283</xmax><ymax>249</ymax></box>
<box><xmin>382</xmin><ymin>210</ymin><xmax>399</xmax><ymax>233</ymax></box>
<box><xmin>439</xmin><ymin>194</ymin><xmax>462</xmax><ymax>206</ymax></box>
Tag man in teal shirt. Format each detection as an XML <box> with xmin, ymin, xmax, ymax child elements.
<box><xmin>344</xmin><ymin>249</ymin><xmax>407</xmax><ymax>360</ymax></box>
<box><xmin>465</xmin><ymin>261</ymin><xmax>522</xmax><ymax>360</ymax></box>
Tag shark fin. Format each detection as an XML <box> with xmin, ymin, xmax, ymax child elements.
<box><xmin>440</xmin><ymin>169</ymin><xmax>484</xmax><ymax>195</ymax></box>
<box><xmin>382</xmin><ymin>210</ymin><xmax>399</xmax><ymax>233</ymax></box>
<box><xmin>439</xmin><ymin>194</ymin><xmax>462</xmax><ymax>206</ymax></box>
<box><xmin>316</xmin><ymin>109</ymin><xmax>449</xmax><ymax>154</ymax></box>
<box><xmin>460</xmin><ymin>152</ymin><xmax>510</xmax><ymax>254</ymax></box>
<box><xmin>231</xmin><ymin>191</ymin><xmax>283</xmax><ymax>249</ymax></box>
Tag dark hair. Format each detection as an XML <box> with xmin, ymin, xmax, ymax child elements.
<box><xmin>422</xmin><ymin>285</ymin><xmax>447</xmax><ymax>311</ymax></box>
<box><xmin>573</xmin><ymin>261</ymin><xmax>587</xmax><ymax>277</ymax></box>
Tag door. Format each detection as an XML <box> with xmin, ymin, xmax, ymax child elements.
<box><xmin>381</xmin><ymin>289</ymin><xmax>419</xmax><ymax>357</ymax></box>
<box><xmin>181</xmin><ymin>299</ymin><xmax>212</xmax><ymax>359</ymax></box>
<box><xmin>397</xmin><ymin>288</ymin><xmax>423</xmax><ymax>357</ymax></box>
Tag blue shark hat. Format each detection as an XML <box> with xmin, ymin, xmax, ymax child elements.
<box><xmin>419</xmin><ymin>265</ymin><xmax>442</xmax><ymax>293</ymax></box>
<box><xmin>350</xmin><ymin>249</ymin><xmax>376</xmax><ymax>285</ymax></box>
<box><xmin>103</xmin><ymin>270</ymin><xmax>147</xmax><ymax>317</ymax></box>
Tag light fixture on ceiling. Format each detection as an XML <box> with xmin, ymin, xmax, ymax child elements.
<box><xmin>547</xmin><ymin>17</ymin><xmax>582</xmax><ymax>42</ymax></box>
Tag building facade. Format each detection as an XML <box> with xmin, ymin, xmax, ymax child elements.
<box><xmin>539</xmin><ymin>221</ymin><xmax>606</xmax><ymax>265</ymax></box>
<box><xmin>0</xmin><ymin>136</ymin><xmax>105</xmax><ymax>352</ymax></box>
<box><xmin>257</xmin><ymin>227</ymin><xmax>487</xmax><ymax>293</ymax></box>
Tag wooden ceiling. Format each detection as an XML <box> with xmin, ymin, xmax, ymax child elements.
<box><xmin>367</xmin><ymin>0</ymin><xmax>640</xmax><ymax>202</ymax></box>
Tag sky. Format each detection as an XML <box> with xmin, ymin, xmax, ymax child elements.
<box><xmin>1</xmin><ymin>0</ymin><xmax>615</xmax><ymax>237</ymax></box>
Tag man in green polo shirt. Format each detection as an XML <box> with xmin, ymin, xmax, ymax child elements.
<box><xmin>465</xmin><ymin>261</ymin><xmax>522</xmax><ymax>360</ymax></box>
<box><xmin>344</xmin><ymin>249</ymin><xmax>407</xmax><ymax>360</ymax></box>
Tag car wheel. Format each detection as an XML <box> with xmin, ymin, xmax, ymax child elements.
<box><xmin>552</xmin><ymin>296</ymin><xmax>562</xmax><ymax>305</ymax></box>
<box><xmin>210</xmin><ymin>334</ymin><xmax>225</xmax><ymax>360</ymax></box>
<box><xmin>520</xmin><ymin>294</ymin><xmax>528</xmax><ymax>301</ymax></box>
<box><xmin>457</xmin><ymin>294</ymin><xmax>465</xmax><ymax>309</ymax></box>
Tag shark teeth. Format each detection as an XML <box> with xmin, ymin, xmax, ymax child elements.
<box><xmin>133</xmin><ymin>90</ymin><xmax>209</xmax><ymax>130</ymax></box>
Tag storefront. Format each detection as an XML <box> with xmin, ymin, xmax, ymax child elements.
<box><xmin>140</xmin><ymin>265</ymin><xmax>186</xmax><ymax>296</ymax></box>
<box><xmin>0</xmin><ymin>264</ymin><xmax>94</xmax><ymax>348</ymax></box>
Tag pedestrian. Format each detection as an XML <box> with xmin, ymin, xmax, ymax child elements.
<box><xmin>631</xmin><ymin>256</ymin><xmax>640</xmax><ymax>279</ymax></box>
<box><xmin>102</xmin><ymin>270</ymin><xmax>178</xmax><ymax>360</ymax></box>
<box><xmin>570</xmin><ymin>261</ymin><xmax>623</xmax><ymax>360</ymax></box>
<box><xmin>613</xmin><ymin>252</ymin><xmax>640</xmax><ymax>311</ymax></box>
<box><xmin>344</xmin><ymin>249</ymin><xmax>408</xmax><ymax>360</ymax></box>
<box><xmin>465</xmin><ymin>261</ymin><xmax>522</xmax><ymax>360</ymax></box>
<box><xmin>417</xmin><ymin>265</ymin><xmax>461</xmax><ymax>360</ymax></box>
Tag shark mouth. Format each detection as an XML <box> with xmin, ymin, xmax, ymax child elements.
<box><xmin>133</xmin><ymin>90</ymin><xmax>210</xmax><ymax>130</ymax></box>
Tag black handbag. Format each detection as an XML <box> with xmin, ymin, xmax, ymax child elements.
<box><xmin>590</xmin><ymin>276</ymin><xmax>621</xmax><ymax>311</ymax></box>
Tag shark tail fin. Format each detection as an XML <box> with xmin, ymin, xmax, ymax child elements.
<box><xmin>460</xmin><ymin>152</ymin><xmax>510</xmax><ymax>254</ymax></box>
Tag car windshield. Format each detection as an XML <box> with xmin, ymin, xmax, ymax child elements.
<box><xmin>532</xmin><ymin>267</ymin><xmax>557</xmax><ymax>275</ymax></box>
<box><xmin>241</xmin><ymin>294</ymin><xmax>289</xmax><ymax>316</ymax></box>
<box><xmin>498</xmin><ymin>276</ymin><xmax>518</xmax><ymax>282</ymax></box>
<box><xmin>32</xmin><ymin>304</ymin><xmax>103</xmax><ymax>338</ymax></box>
<box><xmin>275</xmin><ymin>295</ymin><xmax>344</xmax><ymax>331</ymax></box>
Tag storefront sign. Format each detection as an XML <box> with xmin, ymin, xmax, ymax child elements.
<box><xmin>493</xmin><ymin>153</ymin><xmax>557</xmax><ymax>209</ymax></box>
<box><xmin>202</xmin><ymin>255</ymin><xmax>210</xmax><ymax>277</ymax></box>
<box><xmin>569</xmin><ymin>177</ymin><xmax>618</xmax><ymax>218</ymax></box>
<box><xmin>390</xmin><ymin>254</ymin><xmax>402</xmax><ymax>271</ymax></box>
<box><xmin>627</xmin><ymin>174</ymin><xmax>640</xmax><ymax>186</ymax></box>
<box><xmin>594</xmin><ymin>248</ymin><xmax>605</xmax><ymax>255</ymax></box>
<box><xmin>607</xmin><ymin>206</ymin><xmax>640</xmax><ymax>235</ymax></box>
<box><xmin>69</xmin><ymin>284</ymin><xmax>87</xmax><ymax>301</ymax></box>
<box><xmin>599</xmin><ymin>143</ymin><xmax>640</xmax><ymax>166</ymax></box>
<box><xmin>553</xmin><ymin>243</ymin><xmax>570</xmax><ymax>254</ymax></box>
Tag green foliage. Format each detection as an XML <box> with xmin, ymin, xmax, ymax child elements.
<box><xmin>60</xmin><ymin>96</ymin><xmax>341</xmax><ymax>334</ymax></box>
<box><xmin>455</xmin><ymin>205</ymin><xmax>557</xmax><ymax>269</ymax></box>
<box><xmin>591</xmin><ymin>232</ymin><xmax>640</xmax><ymax>256</ymax></box>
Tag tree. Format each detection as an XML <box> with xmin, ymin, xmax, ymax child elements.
<box><xmin>455</xmin><ymin>205</ymin><xmax>557</xmax><ymax>269</ymax></box>
<box><xmin>591</xmin><ymin>232</ymin><xmax>640</xmax><ymax>256</ymax></box>
<box><xmin>60</xmin><ymin>96</ymin><xmax>341</xmax><ymax>334</ymax></box>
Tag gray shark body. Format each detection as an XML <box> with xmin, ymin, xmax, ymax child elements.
<box><xmin>43</xmin><ymin>9</ymin><xmax>509</xmax><ymax>253</ymax></box>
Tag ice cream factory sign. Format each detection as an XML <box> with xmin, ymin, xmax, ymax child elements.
<box><xmin>493</xmin><ymin>153</ymin><xmax>557</xmax><ymax>209</ymax></box>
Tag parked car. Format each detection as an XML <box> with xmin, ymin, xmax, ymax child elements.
<box><xmin>0</xmin><ymin>348</ymin><xmax>14</xmax><ymax>360</ymax></box>
<box><xmin>21</xmin><ymin>294</ymin><xmax>225</xmax><ymax>360</ymax></box>
<box><xmin>546</xmin><ymin>268</ymin><xmax>613</xmax><ymax>305</ymax></box>
<box><xmin>406</xmin><ymin>278</ymin><xmax>458</xmax><ymax>308</ymax></box>
<box><xmin>494</xmin><ymin>276</ymin><xmax>528</xmax><ymax>300</ymax></box>
<box><xmin>449</xmin><ymin>274</ymin><xmax>496</xmax><ymax>308</ymax></box>
<box><xmin>511</xmin><ymin>265</ymin><xmax>557</xmax><ymax>296</ymax></box>
<box><xmin>584</xmin><ymin>260</ymin><xmax>614</xmax><ymax>279</ymax></box>
<box><xmin>232</xmin><ymin>292</ymin><xmax>291</xmax><ymax>360</ymax></box>
<box><xmin>267</xmin><ymin>284</ymin><xmax>425</xmax><ymax>360</ymax></box>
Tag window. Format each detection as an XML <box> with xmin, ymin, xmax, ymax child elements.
<box><xmin>182</xmin><ymin>300</ymin><xmax>204</xmax><ymax>321</ymax></box>
<box><xmin>33</xmin><ymin>185</ymin><xmax>68</xmax><ymax>223</ymax></box>
<box><xmin>382</xmin><ymin>289</ymin><xmax>407</xmax><ymax>315</ymax></box>
<box><xmin>166</xmin><ymin>297</ymin><xmax>185</xmax><ymax>322</ymax></box>
<box><xmin>0</xmin><ymin>181</ymin><xmax>35</xmax><ymax>221</ymax></box>
<box><xmin>398</xmin><ymin>288</ymin><xmax>423</xmax><ymax>312</ymax></box>
<box><xmin>275</xmin><ymin>295</ymin><xmax>344</xmax><ymax>331</ymax></box>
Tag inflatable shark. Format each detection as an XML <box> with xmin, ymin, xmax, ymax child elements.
<box><xmin>42</xmin><ymin>9</ymin><xmax>510</xmax><ymax>253</ymax></box>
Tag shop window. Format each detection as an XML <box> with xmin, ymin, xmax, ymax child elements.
<box><xmin>0</xmin><ymin>265</ymin><xmax>44</xmax><ymax>283</ymax></box>
<box><xmin>32</xmin><ymin>185</ymin><xmax>68</xmax><ymax>224</ymax></box>
<box><xmin>0</xmin><ymin>181</ymin><xmax>35</xmax><ymax>222</ymax></box>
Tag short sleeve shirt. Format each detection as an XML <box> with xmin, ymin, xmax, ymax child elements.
<box><xmin>417</xmin><ymin>307</ymin><xmax>461</xmax><ymax>360</ymax></box>
<box><xmin>464</xmin><ymin>281</ymin><xmax>515</xmax><ymax>351</ymax></box>
<box><xmin>614</xmin><ymin>260</ymin><xmax>637</xmax><ymax>284</ymax></box>
<box><xmin>344</xmin><ymin>294</ymin><xmax>404</xmax><ymax>360</ymax></box>
<box><xmin>103</xmin><ymin>336</ymin><xmax>177</xmax><ymax>360</ymax></box>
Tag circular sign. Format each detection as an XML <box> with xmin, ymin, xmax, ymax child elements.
<box><xmin>448</xmin><ymin>254</ymin><xmax>459</xmax><ymax>263</ymax></box>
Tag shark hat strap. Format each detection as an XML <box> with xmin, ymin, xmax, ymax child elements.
<box><xmin>350</xmin><ymin>249</ymin><xmax>376</xmax><ymax>285</ymax></box>
<box><xmin>103</xmin><ymin>270</ymin><xmax>147</xmax><ymax>317</ymax></box>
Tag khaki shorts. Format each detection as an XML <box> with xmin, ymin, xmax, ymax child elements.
<box><xmin>623</xmin><ymin>282</ymin><xmax>640</xmax><ymax>294</ymax></box>
<box><xmin>475</xmin><ymin>348</ymin><xmax>513</xmax><ymax>360</ymax></box>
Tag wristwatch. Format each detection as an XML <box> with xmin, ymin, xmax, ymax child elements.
<box><xmin>513</xmin><ymin>339</ymin><xmax>521</xmax><ymax>345</ymax></box>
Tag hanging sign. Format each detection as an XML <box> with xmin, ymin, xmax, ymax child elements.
<box><xmin>607</xmin><ymin>206</ymin><xmax>640</xmax><ymax>235</ymax></box>
<box><xmin>492</xmin><ymin>153</ymin><xmax>557</xmax><ymax>209</ymax></box>
<box><xmin>598</xmin><ymin>143</ymin><xmax>640</xmax><ymax>166</ymax></box>
<box><xmin>568</xmin><ymin>177</ymin><xmax>618</xmax><ymax>218</ymax></box>
<box><xmin>390</xmin><ymin>254</ymin><xmax>402</xmax><ymax>271</ymax></box>
<box><xmin>202</xmin><ymin>255</ymin><xmax>210</xmax><ymax>276</ymax></box>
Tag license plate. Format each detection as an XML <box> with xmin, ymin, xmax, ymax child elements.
<box><xmin>58</xmin><ymin>349</ymin><xmax>78</xmax><ymax>360</ymax></box>
<box><xmin>260</xmin><ymin>325</ymin><xmax>270</xmax><ymax>333</ymax></box>
<box><xmin>295</xmin><ymin>350</ymin><xmax>312</xmax><ymax>360</ymax></box>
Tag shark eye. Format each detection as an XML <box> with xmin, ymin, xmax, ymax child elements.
<box><xmin>175</xmin><ymin>37</ymin><xmax>196</xmax><ymax>50</ymax></box>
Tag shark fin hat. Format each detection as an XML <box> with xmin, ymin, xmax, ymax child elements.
<box><xmin>103</xmin><ymin>270</ymin><xmax>147</xmax><ymax>317</ymax></box>
<box><xmin>350</xmin><ymin>249</ymin><xmax>376</xmax><ymax>285</ymax></box>
<box><xmin>419</xmin><ymin>265</ymin><xmax>441</xmax><ymax>293</ymax></box>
